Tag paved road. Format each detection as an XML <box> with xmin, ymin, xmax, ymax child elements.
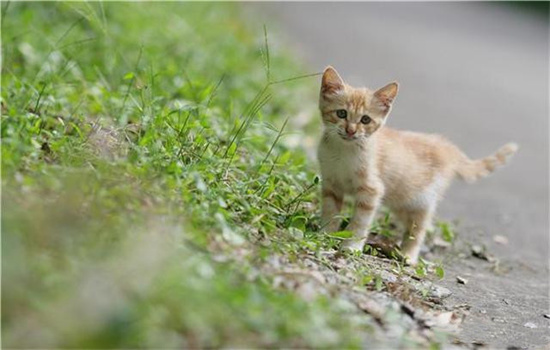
<box><xmin>258</xmin><ymin>3</ymin><xmax>549</xmax><ymax>347</ymax></box>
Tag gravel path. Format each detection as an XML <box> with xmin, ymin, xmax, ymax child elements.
<box><xmin>258</xmin><ymin>3</ymin><xmax>549</xmax><ymax>347</ymax></box>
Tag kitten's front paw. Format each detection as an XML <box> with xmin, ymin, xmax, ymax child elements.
<box><xmin>340</xmin><ymin>238</ymin><xmax>366</xmax><ymax>253</ymax></box>
<box><xmin>401</xmin><ymin>250</ymin><xmax>419</xmax><ymax>266</ymax></box>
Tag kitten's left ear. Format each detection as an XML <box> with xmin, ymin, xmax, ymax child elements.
<box><xmin>374</xmin><ymin>82</ymin><xmax>399</xmax><ymax>110</ymax></box>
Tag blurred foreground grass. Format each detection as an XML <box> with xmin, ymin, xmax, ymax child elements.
<box><xmin>1</xmin><ymin>2</ymin><xmax>374</xmax><ymax>348</ymax></box>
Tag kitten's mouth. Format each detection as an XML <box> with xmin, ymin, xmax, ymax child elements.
<box><xmin>339</xmin><ymin>134</ymin><xmax>360</xmax><ymax>141</ymax></box>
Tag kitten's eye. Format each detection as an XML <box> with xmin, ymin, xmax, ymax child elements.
<box><xmin>361</xmin><ymin>115</ymin><xmax>372</xmax><ymax>124</ymax></box>
<box><xmin>336</xmin><ymin>109</ymin><xmax>347</xmax><ymax>119</ymax></box>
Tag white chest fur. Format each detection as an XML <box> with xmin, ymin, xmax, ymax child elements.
<box><xmin>317</xmin><ymin>135</ymin><xmax>373</xmax><ymax>195</ymax></box>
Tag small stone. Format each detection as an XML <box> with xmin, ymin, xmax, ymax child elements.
<box><xmin>471</xmin><ymin>244</ymin><xmax>497</xmax><ymax>262</ymax></box>
<box><xmin>456</xmin><ymin>276</ymin><xmax>468</xmax><ymax>285</ymax></box>
<box><xmin>502</xmin><ymin>299</ymin><xmax>511</xmax><ymax>305</ymax></box>
<box><xmin>524</xmin><ymin>322</ymin><xmax>538</xmax><ymax>329</ymax></box>
<box><xmin>493</xmin><ymin>235</ymin><xmax>509</xmax><ymax>245</ymax></box>
<box><xmin>471</xmin><ymin>244</ymin><xmax>483</xmax><ymax>253</ymax></box>
<box><xmin>432</xmin><ymin>237</ymin><xmax>451</xmax><ymax>249</ymax></box>
<box><xmin>471</xmin><ymin>244</ymin><xmax>485</xmax><ymax>258</ymax></box>
<box><xmin>429</xmin><ymin>285</ymin><xmax>452</xmax><ymax>299</ymax></box>
<box><xmin>425</xmin><ymin>311</ymin><xmax>457</xmax><ymax>330</ymax></box>
<box><xmin>543</xmin><ymin>314</ymin><xmax>550</xmax><ymax>319</ymax></box>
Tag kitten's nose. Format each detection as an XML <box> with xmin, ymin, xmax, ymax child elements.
<box><xmin>346</xmin><ymin>125</ymin><xmax>357</xmax><ymax>136</ymax></box>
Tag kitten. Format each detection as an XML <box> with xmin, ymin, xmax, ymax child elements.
<box><xmin>317</xmin><ymin>66</ymin><xmax>518</xmax><ymax>264</ymax></box>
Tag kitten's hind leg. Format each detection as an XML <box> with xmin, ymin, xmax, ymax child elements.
<box><xmin>400</xmin><ymin>209</ymin><xmax>433</xmax><ymax>264</ymax></box>
<box><xmin>320</xmin><ymin>187</ymin><xmax>343</xmax><ymax>233</ymax></box>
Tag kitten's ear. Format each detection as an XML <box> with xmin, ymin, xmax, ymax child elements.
<box><xmin>374</xmin><ymin>82</ymin><xmax>399</xmax><ymax>110</ymax></box>
<box><xmin>321</xmin><ymin>66</ymin><xmax>345</xmax><ymax>95</ymax></box>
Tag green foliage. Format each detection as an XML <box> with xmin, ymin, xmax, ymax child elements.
<box><xmin>329</xmin><ymin>230</ymin><xmax>354</xmax><ymax>239</ymax></box>
<box><xmin>438</xmin><ymin>221</ymin><xmax>455</xmax><ymax>243</ymax></box>
<box><xmin>2</xmin><ymin>2</ymin><xmax>368</xmax><ymax>348</ymax></box>
<box><xmin>369</xmin><ymin>209</ymin><xmax>398</xmax><ymax>240</ymax></box>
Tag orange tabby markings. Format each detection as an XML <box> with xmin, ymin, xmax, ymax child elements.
<box><xmin>356</xmin><ymin>184</ymin><xmax>378</xmax><ymax>196</ymax></box>
<box><xmin>317</xmin><ymin>66</ymin><xmax>518</xmax><ymax>264</ymax></box>
<box><xmin>322</xmin><ymin>188</ymin><xmax>342</xmax><ymax>201</ymax></box>
<box><xmin>356</xmin><ymin>201</ymin><xmax>375</xmax><ymax>212</ymax></box>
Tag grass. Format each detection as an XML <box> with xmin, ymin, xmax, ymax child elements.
<box><xmin>2</xmin><ymin>2</ymin><xmax>453</xmax><ymax>348</ymax></box>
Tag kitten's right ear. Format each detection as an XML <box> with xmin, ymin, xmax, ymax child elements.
<box><xmin>321</xmin><ymin>66</ymin><xmax>345</xmax><ymax>95</ymax></box>
<box><xmin>374</xmin><ymin>82</ymin><xmax>399</xmax><ymax>111</ymax></box>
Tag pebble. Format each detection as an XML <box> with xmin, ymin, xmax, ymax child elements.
<box><xmin>428</xmin><ymin>285</ymin><xmax>452</xmax><ymax>299</ymax></box>
<box><xmin>543</xmin><ymin>314</ymin><xmax>550</xmax><ymax>319</ymax></box>
<box><xmin>432</xmin><ymin>237</ymin><xmax>451</xmax><ymax>249</ymax></box>
<box><xmin>471</xmin><ymin>245</ymin><xmax>486</xmax><ymax>259</ymax></box>
<box><xmin>493</xmin><ymin>235</ymin><xmax>509</xmax><ymax>245</ymax></box>
<box><xmin>523</xmin><ymin>322</ymin><xmax>538</xmax><ymax>329</ymax></box>
<box><xmin>456</xmin><ymin>276</ymin><xmax>468</xmax><ymax>285</ymax></box>
<box><xmin>471</xmin><ymin>244</ymin><xmax>497</xmax><ymax>262</ymax></box>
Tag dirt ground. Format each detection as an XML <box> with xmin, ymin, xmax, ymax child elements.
<box><xmin>254</xmin><ymin>2</ymin><xmax>549</xmax><ymax>347</ymax></box>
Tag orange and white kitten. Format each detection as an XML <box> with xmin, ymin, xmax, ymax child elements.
<box><xmin>317</xmin><ymin>66</ymin><xmax>518</xmax><ymax>264</ymax></box>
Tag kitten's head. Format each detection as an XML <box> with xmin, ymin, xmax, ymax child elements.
<box><xmin>319</xmin><ymin>66</ymin><xmax>399</xmax><ymax>142</ymax></box>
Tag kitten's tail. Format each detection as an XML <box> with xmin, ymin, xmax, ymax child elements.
<box><xmin>455</xmin><ymin>143</ymin><xmax>519</xmax><ymax>183</ymax></box>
